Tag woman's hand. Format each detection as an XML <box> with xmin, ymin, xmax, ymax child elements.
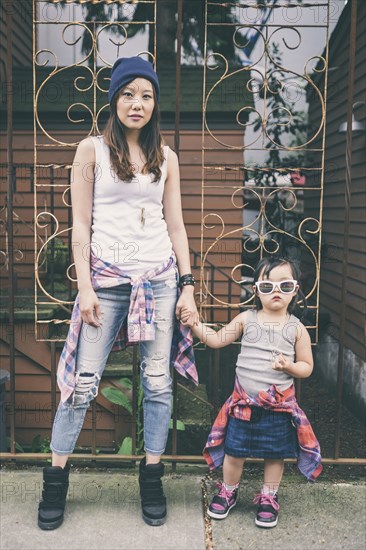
<box><xmin>79</xmin><ymin>288</ymin><xmax>102</xmax><ymax>327</ymax></box>
<box><xmin>175</xmin><ymin>290</ymin><xmax>199</xmax><ymax>326</ymax></box>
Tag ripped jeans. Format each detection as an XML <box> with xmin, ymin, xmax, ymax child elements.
<box><xmin>50</xmin><ymin>274</ymin><xmax>177</xmax><ymax>456</ymax></box>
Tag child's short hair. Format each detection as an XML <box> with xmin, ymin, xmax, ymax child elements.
<box><xmin>253</xmin><ymin>256</ymin><xmax>307</xmax><ymax>319</ymax></box>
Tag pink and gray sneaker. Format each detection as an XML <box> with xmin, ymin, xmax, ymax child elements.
<box><xmin>208</xmin><ymin>482</ymin><xmax>238</xmax><ymax>519</ymax></box>
<box><xmin>253</xmin><ymin>492</ymin><xmax>279</xmax><ymax>528</ymax></box>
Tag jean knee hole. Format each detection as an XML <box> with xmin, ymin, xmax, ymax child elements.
<box><xmin>73</xmin><ymin>372</ymin><xmax>100</xmax><ymax>405</ymax></box>
<box><xmin>141</xmin><ymin>356</ymin><xmax>169</xmax><ymax>388</ymax></box>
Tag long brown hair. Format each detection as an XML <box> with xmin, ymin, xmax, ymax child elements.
<box><xmin>103</xmin><ymin>86</ymin><xmax>164</xmax><ymax>183</ymax></box>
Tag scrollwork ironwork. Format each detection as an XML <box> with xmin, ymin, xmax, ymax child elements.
<box><xmin>34</xmin><ymin>1</ymin><xmax>158</xmax><ymax>340</ymax></box>
<box><xmin>201</xmin><ymin>1</ymin><xmax>330</xmax><ymax>341</ymax></box>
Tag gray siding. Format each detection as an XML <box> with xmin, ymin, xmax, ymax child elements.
<box><xmin>0</xmin><ymin>1</ymin><xmax>33</xmax><ymax>79</ymax></box>
<box><xmin>306</xmin><ymin>1</ymin><xmax>366</xmax><ymax>360</ymax></box>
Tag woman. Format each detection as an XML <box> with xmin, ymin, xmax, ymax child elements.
<box><xmin>38</xmin><ymin>56</ymin><xmax>199</xmax><ymax>530</ymax></box>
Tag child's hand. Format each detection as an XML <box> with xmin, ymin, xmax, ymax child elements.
<box><xmin>179</xmin><ymin>306</ymin><xmax>196</xmax><ymax>327</ymax></box>
<box><xmin>272</xmin><ymin>353</ymin><xmax>293</xmax><ymax>373</ymax></box>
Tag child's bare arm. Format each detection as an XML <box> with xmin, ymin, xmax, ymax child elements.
<box><xmin>272</xmin><ymin>322</ymin><xmax>313</xmax><ymax>378</ymax></box>
<box><xmin>181</xmin><ymin>310</ymin><xmax>246</xmax><ymax>349</ymax></box>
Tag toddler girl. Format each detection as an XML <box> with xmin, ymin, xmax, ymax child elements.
<box><xmin>181</xmin><ymin>256</ymin><xmax>322</xmax><ymax>528</ymax></box>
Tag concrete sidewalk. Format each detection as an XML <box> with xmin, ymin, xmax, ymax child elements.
<box><xmin>205</xmin><ymin>474</ymin><xmax>366</xmax><ymax>550</ymax></box>
<box><xmin>0</xmin><ymin>467</ymin><xmax>365</xmax><ymax>550</ymax></box>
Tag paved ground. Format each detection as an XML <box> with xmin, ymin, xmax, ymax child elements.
<box><xmin>0</xmin><ymin>465</ymin><xmax>365</xmax><ymax>550</ymax></box>
<box><xmin>205</xmin><ymin>474</ymin><xmax>366</xmax><ymax>550</ymax></box>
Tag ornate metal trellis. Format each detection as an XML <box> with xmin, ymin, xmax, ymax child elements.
<box><xmin>200</xmin><ymin>0</ymin><xmax>330</xmax><ymax>345</ymax></box>
<box><xmin>33</xmin><ymin>0</ymin><xmax>330</xmax><ymax>345</ymax></box>
<box><xmin>33</xmin><ymin>0</ymin><xmax>157</xmax><ymax>340</ymax></box>
<box><xmin>1</xmin><ymin>0</ymin><xmax>364</xmax><ymax>466</ymax></box>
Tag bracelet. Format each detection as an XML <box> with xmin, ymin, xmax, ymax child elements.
<box><xmin>179</xmin><ymin>273</ymin><xmax>196</xmax><ymax>289</ymax></box>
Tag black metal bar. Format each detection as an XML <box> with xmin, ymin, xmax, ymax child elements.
<box><xmin>132</xmin><ymin>346</ymin><xmax>138</xmax><ymax>459</ymax></box>
<box><xmin>171</xmin><ymin>369</ymin><xmax>178</xmax><ymax>473</ymax></box>
<box><xmin>67</xmin><ymin>168</ymin><xmax>72</xmax><ymax>302</ymax></box>
<box><xmin>91</xmin><ymin>399</ymin><xmax>97</xmax><ymax>466</ymax></box>
<box><xmin>12</xmin><ymin>166</ymin><xmax>16</xmax><ymax>193</ymax></box>
<box><xmin>50</xmin><ymin>342</ymin><xmax>56</xmax><ymax>423</ymax></box>
<box><xmin>228</xmin><ymin>278</ymin><xmax>232</xmax><ymax>322</ymax></box>
<box><xmin>334</xmin><ymin>0</ymin><xmax>358</xmax><ymax>459</ymax></box>
<box><xmin>50</xmin><ymin>166</ymin><xmax>55</xmax><ymax>297</ymax></box>
<box><xmin>212</xmin><ymin>348</ymin><xmax>221</xmax><ymax>413</ymax></box>
<box><xmin>210</xmin><ymin>266</ymin><xmax>214</xmax><ymax>324</ymax></box>
<box><xmin>6</xmin><ymin>0</ymin><xmax>15</xmax><ymax>456</ymax></box>
<box><xmin>12</xmin><ymin>167</ymin><xmax>18</xmax><ymax>294</ymax></box>
<box><xmin>174</xmin><ymin>0</ymin><xmax>183</xmax><ymax>157</ymax></box>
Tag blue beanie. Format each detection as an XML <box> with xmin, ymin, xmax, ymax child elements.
<box><xmin>108</xmin><ymin>56</ymin><xmax>160</xmax><ymax>104</ymax></box>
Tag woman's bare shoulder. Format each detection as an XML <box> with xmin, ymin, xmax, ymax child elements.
<box><xmin>74</xmin><ymin>137</ymin><xmax>96</xmax><ymax>161</ymax></box>
<box><xmin>166</xmin><ymin>146</ymin><xmax>178</xmax><ymax>163</ymax></box>
<box><xmin>165</xmin><ymin>146</ymin><xmax>179</xmax><ymax>180</ymax></box>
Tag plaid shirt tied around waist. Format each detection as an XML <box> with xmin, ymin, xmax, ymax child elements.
<box><xmin>203</xmin><ymin>378</ymin><xmax>322</xmax><ymax>481</ymax></box>
<box><xmin>57</xmin><ymin>255</ymin><xmax>198</xmax><ymax>403</ymax></box>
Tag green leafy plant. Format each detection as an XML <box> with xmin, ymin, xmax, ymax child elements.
<box><xmin>102</xmin><ymin>377</ymin><xmax>143</xmax><ymax>455</ymax></box>
<box><xmin>6</xmin><ymin>437</ymin><xmax>24</xmax><ymax>453</ymax></box>
<box><xmin>31</xmin><ymin>434</ymin><xmax>52</xmax><ymax>462</ymax></box>
<box><xmin>42</xmin><ymin>237</ymin><xmax>71</xmax><ymax>298</ymax></box>
<box><xmin>31</xmin><ymin>434</ymin><xmax>51</xmax><ymax>453</ymax></box>
<box><xmin>101</xmin><ymin>376</ymin><xmax>185</xmax><ymax>455</ymax></box>
<box><xmin>169</xmin><ymin>419</ymin><xmax>185</xmax><ymax>431</ymax></box>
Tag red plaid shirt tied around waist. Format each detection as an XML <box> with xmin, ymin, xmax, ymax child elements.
<box><xmin>203</xmin><ymin>378</ymin><xmax>322</xmax><ymax>481</ymax></box>
<box><xmin>57</xmin><ymin>255</ymin><xmax>198</xmax><ymax>403</ymax></box>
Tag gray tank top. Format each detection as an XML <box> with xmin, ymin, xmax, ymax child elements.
<box><xmin>236</xmin><ymin>309</ymin><xmax>300</xmax><ymax>398</ymax></box>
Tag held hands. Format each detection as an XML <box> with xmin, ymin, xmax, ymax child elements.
<box><xmin>179</xmin><ymin>306</ymin><xmax>192</xmax><ymax>325</ymax></box>
<box><xmin>176</xmin><ymin>302</ymin><xmax>199</xmax><ymax>327</ymax></box>
<box><xmin>79</xmin><ymin>288</ymin><xmax>102</xmax><ymax>327</ymax></box>
<box><xmin>272</xmin><ymin>353</ymin><xmax>294</xmax><ymax>373</ymax></box>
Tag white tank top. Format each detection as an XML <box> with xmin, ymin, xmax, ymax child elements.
<box><xmin>89</xmin><ymin>135</ymin><xmax>175</xmax><ymax>279</ymax></box>
<box><xmin>236</xmin><ymin>309</ymin><xmax>300</xmax><ymax>397</ymax></box>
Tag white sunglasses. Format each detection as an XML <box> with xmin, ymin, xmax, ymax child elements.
<box><xmin>255</xmin><ymin>280</ymin><xmax>298</xmax><ymax>295</ymax></box>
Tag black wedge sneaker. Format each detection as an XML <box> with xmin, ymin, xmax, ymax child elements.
<box><xmin>139</xmin><ymin>458</ymin><xmax>167</xmax><ymax>526</ymax></box>
<box><xmin>38</xmin><ymin>464</ymin><xmax>70</xmax><ymax>530</ymax></box>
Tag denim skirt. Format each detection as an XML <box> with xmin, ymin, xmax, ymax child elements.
<box><xmin>224</xmin><ymin>407</ymin><xmax>298</xmax><ymax>459</ymax></box>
